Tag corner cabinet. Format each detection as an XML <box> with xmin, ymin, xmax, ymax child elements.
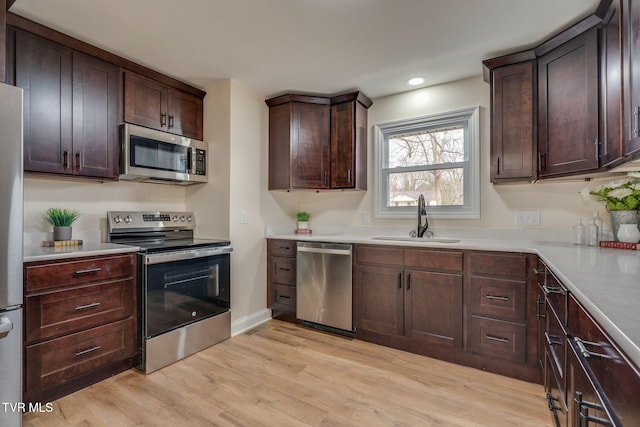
<box><xmin>23</xmin><ymin>253</ymin><xmax>137</xmax><ymax>404</ymax></box>
<box><xmin>537</xmin><ymin>28</ymin><xmax>599</xmax><ymax>177</ymax></box>
<box><xmin>13</xmin><ymin>30</ymin><xmax>119</xmax><ymax>180</ymax></box>
<box><xmin>266</xmin><ymin>91</ymin><xmax>371</xmax><ymax>191</ymax></box>
<box><xmin>123</xmin><ymin>71</ymin><xmax>204</xmax><ymax>140</ymax></box>
<box><xmin>489</xmin><ymin>61</ymin><xmax>536</xmax><ymax>182</ymax></box>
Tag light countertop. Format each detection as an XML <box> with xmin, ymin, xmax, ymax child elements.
<box><xmin>268</xmin><ymin>232</ymin><xmax>640</xmax><ymax>369</ymax></box>
<box><xmin>24</xmin><ymin>242</ymin><xmax>139</xmax><ymax>263</ymax></box>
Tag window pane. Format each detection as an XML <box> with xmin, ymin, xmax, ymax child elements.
<box><xmin>388</xmin><ymin>127</ymin><xmax>464</xmax><ymax>168</ymax></box>
<box><xmin>387</xmin><ymin>168</ymin><xmax>464</xmax><ymax>207</ymax></box>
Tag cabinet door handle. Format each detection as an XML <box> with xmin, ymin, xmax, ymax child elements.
<box><xmin>486</xmin><ymin>334</ymin><xmax>509</xmax><ymax>344</ymax></box>
<box><xmin>161</xmin><ymin>112</ymin><xmax>167</xmax><ymax>127</ymax></box>
<box><xmin>406</xmin><ymin>272</ymin><xmax>411</xmax><ymax>290</ymax></box>
<box><xmin>397</xmin><ymin>272</ymin><xmax>402</xmax><ymax>289</ymax></box>
<box><xmin>574</xmin><ymin>392</ymin><xmax>611</xmax><ymax>425</ymax></box>
<box><xmin>594</xmin><ymin>139</ymin><xmax>599</xmax><ymax>162</ymax></box>
<box><xmin>75</xmin><ymin>345</ymin><xmax>101</xmax><ymax>357</ymax></box>
<box><xmin>496</xmin><ymin>157</ymin><xmax>500</xmax><ymax>175</ymax></box>
<box><xmin>536</xmin><ymin>297</ymin><xmax>546</xmax><ymax>319</ymax></box>
<box><xmin>546</xmin><ymin>392</ymin><xmax>562</xmax><ymax>412</ymax></box>
<box><xmin>542</xmin><ymin>284</ymin><xmax>565</xmax><ymax>295</ymax></box>
<box><xmin>634</xmin><ymin>106</ymin><xmax>640</xmax><ymax>137</ymax></box>
<box><xmin>347</xmin><ymin>168</ymin><xmax>352</xmax><ymax>183</ymax></box>
<box><xmin>63</xmin><ymin>150</ymin><xmax>69</xmax><ymax>170</ymax></box>
<box><xmin>323</xmin><ymin>171</ymin><xmax>327</xmax><ymax>185</ymax></box>
<box><xmin>538</xmin><ymin>152</ymin><xmax>546</xmax><ymax>171</ymax></box>
<box><xmin>75</xmin><ymin>152</ymin><xmax>81</xmax><ymax>172</ymax></box>
<box><xmin>533</xmin><ymin>268</ymin><xmax>545</xmax><ymax>275</ymax></box>
<box><xmin>485</xmin><ymin>295</ymin><xmax>508</xmax><ymax>301</ymax></box>
<box><xmin>545</xmin><ymin>332</ymin><xmax>562</xmax><ymax>346</ymax></box>
<box><xmin>74</xmin><ymin>267</ymin><xmax>102</xmax><ymax>275</ymax></box>
<box><xmin>574</xmin><ymin>337</ymin><xmax>613</xmax><ymax>360</ymax></box>
<box><xmin>75</xmin><ymin>302</ymin><xmax>101</xmax><ymax>311</ymax></box>
<box><xmin>168</xmin><ymin>114</ymin><xmax>174</xmax><ymax>129</ymax></box>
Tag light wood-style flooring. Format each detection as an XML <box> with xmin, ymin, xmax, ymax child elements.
<box><xmin>23</xmin><ymin>320</ymin><xmax>551</xmax><ymax>426</ymax></box>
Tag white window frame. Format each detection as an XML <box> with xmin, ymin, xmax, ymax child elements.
<box><xmin>374</xmin><ymin>106</ymin><xmax>480</xmax><ymax>219</ymax></box>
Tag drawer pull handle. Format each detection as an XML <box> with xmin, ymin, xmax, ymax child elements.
<box><xmin>75</xmin><ymin>302</ymin><xmax>101</xmax><ymax>311</ymax></box>
<box><xmin>278</xmin><ymin>246</ymin><xmax>290</xmax><ymax>250</ymax></box>
<box><xmin>545</xmin><ymin>332</ymin><xmax>562</xmax><ymax>346</ymax></box>
<box><xmin>575</xmin><ymin>392</ymin><xmax>611</xmax><ymax>425</ymax></box>
<box><xmin>279</xmin><ymin>268</ymin><xmax>291</xmax><ymax>271</ymax></box>
<box><xmin>574</xmin><ymin>337</ymin><xmax>613</xmax><ymax>360</ymax></box>
<box><xmin>75</xmin><ymin>268</ymin><xmax>102</xmax><ymax>275</ymax></box>
<box><xmin>542</xmin><ymin>285</ymin><xmax>565</xmax><ymax>295</ymax></box>
<box><xmin>533</xmin><ymin>268</ymin><xmax>545</xmax><ymax>275</ymax></box>
<box><xmin>485</xmin><ymin>335</ymin><xmax>509</xmax><ymax>344</ymax></box>
<box><xmin>485</xmin><ymin>295</ymin><xmax>509</xmax><ymax>301</ymax></box>
<box><xmin>75</xmin><ymin>345</ymin><xmax>101</xmax><ymax>357</ymax></box>
<box><xmin>546</xmin><ymin>392</ymin><xmax>562</xmax><ymax>412</ymax></box>
<box><xmin>536</xmin><ymin>297</ymin><xmax>546</xmax><ymax>319</ymax></box>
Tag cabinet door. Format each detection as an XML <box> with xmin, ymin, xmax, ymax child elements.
<box><xmin>15</xmin><ymin>31</ymin><xmax>73</xmax><ymax>175</ymax></box>
<box><xmin>123</xmin><ymin>71</ymin><xmax>168</xmax><ymax>132</ymax></box>
<box><xmin>490</xmin><ymin>62</ymin><xmax>536</xmax><ymax>182</ymax></box>
<box><xmin>538</xmin><ymin>28</ymin><xmax>599</xmax><ymax>177</ymax></box>
<box><xmin>354</xmin><ymin>264</ymin><xmax>403</xmax><ymax>336</ymax></box>
<box><xmin>623</xmin><ymin>0</ymin><xmax>640</xmax><ymax>156</ymax></box>
<box><xmin>405</xmin><ymin>270</ymin><xmax>462</xmax><ymax>348</ymax></box>
<box><xmin>291</xmin><ymin>102</ymin><xmax>330</xmax><ymax>189</ymax></box>
<box><xmin>72</xmin><ymin>52</ymin><xmax>119</xmax><ymax>179</ymax></box>
<box><xmin>167</xmin><ymin>88</ymin><xmax>203</xmax><ymax>140</ymax></box>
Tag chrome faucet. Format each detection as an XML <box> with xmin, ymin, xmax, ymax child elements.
<box><xmin>417</xmin><ymin>194</ymin><xmax>429</xmax><ymax>238</ymax></box>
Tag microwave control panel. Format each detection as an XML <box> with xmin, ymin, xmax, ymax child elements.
<box><xmin>194</xmin><ymin>149</ymin><xmax>206</xmax><ymax>175</ymax></box>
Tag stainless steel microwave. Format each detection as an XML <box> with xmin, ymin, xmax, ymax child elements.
<box><xmin>120</xmin><ymin>123</ymin><xmax>208</xmax><ymax>185</ymax></box>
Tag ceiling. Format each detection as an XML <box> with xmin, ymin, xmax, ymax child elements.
<box><xmin>9</xmin><ymin>0</ymin><xmax>601</xmax><ymax>99</ymax></box>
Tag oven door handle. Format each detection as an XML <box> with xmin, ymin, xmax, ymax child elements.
<box><xmin>144</xmin><ymin>246</ymin><xmax>232</xmax><ymax>265</ymax></box>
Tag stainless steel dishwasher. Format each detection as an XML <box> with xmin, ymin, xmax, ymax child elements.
<box><xmin>296</xmin><ymin>241</ymin><xmax>353</xmax><ymax>333</ymax></box>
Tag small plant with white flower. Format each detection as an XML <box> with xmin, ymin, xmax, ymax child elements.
<box><xmin>584</xmin><ymin>172</ymin><xmax>640</xmax><ymax>210</ymax></box>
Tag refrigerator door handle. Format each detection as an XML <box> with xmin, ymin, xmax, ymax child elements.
<box><xmin>0</xmin><ymin>316</ymin><xmax>13</xmax><ymax>334</ymax></box>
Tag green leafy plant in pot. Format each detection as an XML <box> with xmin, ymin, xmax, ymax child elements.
<box><xmin>43</xmin><ymin>208</ymin><xmax>81</xmax><ymax>241</ymax></box>
<box><xmin>296</xmin><ymin>212</ymin><xmax>310</xmax><ymax>230</ymax></box>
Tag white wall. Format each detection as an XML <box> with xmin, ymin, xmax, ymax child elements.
<box><xmin>24</xmin><ymin>177</ymin><xmax>185</xmax><ymax>240</ymax></box>
<box><xmin>273</xmin><ymin>76</ymin><xmax>616</xmax><ymax>233</ymax></box>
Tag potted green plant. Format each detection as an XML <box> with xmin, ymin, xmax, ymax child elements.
<box><xmin>296</xmin><ymin>212</ymin><xmax>310</xmax><ymax>230</ymax></box>
<box><xmin>585</xmin><ymin>173</ymin><xmax>640</xmax><ymax>241</ymax></box>
<box><xmin>43</xmin><ymin>208</ymin><xmax>81</xmax><ymax>241</ymax></box>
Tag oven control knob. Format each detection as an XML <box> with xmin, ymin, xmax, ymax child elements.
<box><xmin>180</xmin><ymin>216</ymin><xmax>186</xmax><ymax>222</ymax></box>
<box><xmin>186</xmin><ymin>215</ymin><xmax>193</xmax><ymax>222</ymax></box>
<box><xmin>191</xmin><ymin>311</ymin><xmax>197</xmax><ymax>317</ymax></box>
<box><xmin>172</xmin><ymin>216</ymin><xmax>179</xmax><ymax>222</ymax></box>
<box><xmin>124</xmin><ymin>215</ymin><xmax>133</xmax><ymax>224</ymax></box>
<box><xmin>113</xmin><ymin>215</ymin><xmax>122</xmax><ymax>224</ymax></box>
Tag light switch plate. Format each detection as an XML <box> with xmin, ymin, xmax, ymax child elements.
<box><xmin>240</xmin><ymin>210</ymin><xmax>248</xmax><ymax>224</ymax></box>
<box><xmin>515</xmin><ymin>210</ymin><xmax>541</xmax><ymax>226</ymax></box>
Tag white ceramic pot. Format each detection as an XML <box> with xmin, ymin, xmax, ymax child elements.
<box><xmin>616</xmin><ymin>223</ymin><xmax>640</xmax><ymax>243</ymax></box>
<box><xmin>297</xmin><ymin>221</ymin><xmax>309</xmax><ymax>230</ymax></box>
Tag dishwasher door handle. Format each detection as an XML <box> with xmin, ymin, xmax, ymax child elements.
<box><xmin>297</xmin><ymin>247</ymin><xmax>352</xmax><ymax>256</ymax></box>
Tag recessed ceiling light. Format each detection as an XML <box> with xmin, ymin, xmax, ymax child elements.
<box><xmin>407</xmin><ymin>77</ymin><xmax>425</xmax><ymax>86</ymax></box>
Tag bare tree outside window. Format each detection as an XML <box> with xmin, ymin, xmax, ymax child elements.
<box><xmin>387</xmin><ymin>127</ymin><xmax>464</xmax><ymax>207</ymax></box>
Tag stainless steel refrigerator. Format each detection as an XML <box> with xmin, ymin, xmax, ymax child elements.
<box><xmin>0</xmin><ymin>82</ymin><xmax>24</xmax><ymax>427</ymax></box>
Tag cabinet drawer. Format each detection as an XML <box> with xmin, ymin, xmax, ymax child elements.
<box><xmin>546</xmin><ymin>307</ymin><xmax>566</xmax><ymax>380</ymax></box>
<box><xmin>271</xmin><ymin>284</ymin><xmax>296</xmax><ymax>322</ymax></box>
<box><xmin>468</xmin><ymin>276</ymin><xmax>526</xmax><ymax>322</ymax></box>
<box><xmin>268</xmin><ymin>239</ymin><xmax>297</xmax><ymax>258</ymax></box>
<box><xmin>468</xmin><ymin>316</ymin><xmax>526</xmax><ymax>363</ymax></box>
<box><xmin>25</xmin><ymin>317</ymin><xmax>135</xmax><ymax>394</ymax></box>
<box><xmin>543</xmin><ymin>269</ymin><xmax>567</xmax><ymax>325</ymax></box>
<box><xmin>545</xmin><ymin>351</ymin><xmax>568</xmax><ymax>426</ymax></box>
<box><xmin>355</xmin><ymin>245</ymin><xmax>403</xmax><ymax>266</ymax></box>
<box><xmin>467</xmin><ymin>252</ymin><xmax>528</xmax><ymax>278</ymax></box>
<box><xmin>404</xmin><ymin>249</ymin><xmax>462</xmax><ymax>272</ymax></box>
<box><xmin>25</xmin><ymin>254</ymin><xmax>135</xmax><ymax>292</ymax></box>
<box><xmin>25</xmin><ymin>279</ymin><xmax>135</xmax><ymax>344</ymax></box>
<box><xmin>270</xmin><ymin>256</ymin><xmax>296</xmax><ymax>285</ymax></box>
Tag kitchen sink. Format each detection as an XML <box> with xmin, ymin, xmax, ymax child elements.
<box><xmin>371</xmin><ymin>236</ymin><xmax>460</xmax><ymax>243</ymax></box>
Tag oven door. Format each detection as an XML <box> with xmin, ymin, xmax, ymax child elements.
<box><xmin>142</xmin><ymin>248</ymin><xmax>230</xmax><ymax>339</ymax></box>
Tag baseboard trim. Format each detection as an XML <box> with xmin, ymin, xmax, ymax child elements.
<box><xmin>231</xmin><ymin>308</ymin><xmax>272</xmax><ymax>336</ymax></box>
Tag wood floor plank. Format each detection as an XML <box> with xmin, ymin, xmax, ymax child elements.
<box><xmin>23</xmin><ymin>320</ymin><xmax>552</xmax><ymax>426</ymax></box>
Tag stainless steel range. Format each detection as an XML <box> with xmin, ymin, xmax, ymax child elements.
<box><xmin>107</xmin><ymin>211</ymin><xmax>231</xmax><ymax>373</ymax></box>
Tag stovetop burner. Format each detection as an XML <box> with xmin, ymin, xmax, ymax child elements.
<box><xmin>107</xmin><ymin>211</ymin><xmax>230</xmax><ymax>252</ymax></box>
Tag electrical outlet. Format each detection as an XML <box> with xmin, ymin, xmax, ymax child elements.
<box><xmin>362</xmin><ymin>211</ymin><xmax>370</xmax><ymax>225</ymax></box>
<box><xmin>240</xmin><ymin>210</ymin><xmax>248</xmax><ymax>224</ymax></box>
<box><xmin>515</xmin><ymin>210</ymin><xmax>541</xmax><ymax>226</ymax></box>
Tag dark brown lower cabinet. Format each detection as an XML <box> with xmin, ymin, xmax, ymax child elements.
<box><xmin>267</xmin><ymin>239</ymin><xmax>298</xmax><ymax>322</ymax></box>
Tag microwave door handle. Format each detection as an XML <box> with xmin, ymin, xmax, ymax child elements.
<box><xmin>188</xmin><ymin>147</ymin><xmax>194</xmax><ymax>173</ymax></box>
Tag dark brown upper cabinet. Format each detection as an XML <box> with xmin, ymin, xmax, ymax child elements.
<box><xmin>490</xmin><ymin>61</ymin><xmax>536</xmax><ymax>182</ymax></box>
<box><xmin>622</xmin><ymin>0</ymin><xmax>640</xmax><ymax>157</ymax></box>
<box><xmin>14</xmin><ymin>30</ymin><xmax>119</xmax><ymax>179</ymax></box>
<box><xmin>266</xmin><ymin>92</ymin><xmax>371</xmax><ymax>191</ymax></box>
<box><xmin>537</xmin><ymin>28</ymin><xmax>599</xmax><ymax>177</ymax></box>
<box><xmin>123</xmin><ymin>71</ymin><xmax>203</xmax><ymax>140</ymax></box>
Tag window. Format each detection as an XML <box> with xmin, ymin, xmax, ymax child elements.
<box><xmin>374</xmin><ymin>107</ymin><xmax>480</xmax><ymax>219</ymax></box>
